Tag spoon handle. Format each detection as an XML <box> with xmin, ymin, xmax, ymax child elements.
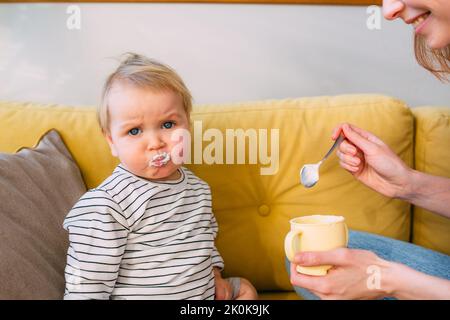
<box><xmin>322</xmin><ymin>134</ymin><xmax>345</xmax><ymax>162</ymax></box>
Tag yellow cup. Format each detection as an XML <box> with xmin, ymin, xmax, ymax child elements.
<box><xmin>284</xmin><ymin>215</ymin><xmax>348</xmax><ymax>276</ymax></box>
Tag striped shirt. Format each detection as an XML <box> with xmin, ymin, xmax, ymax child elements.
<box><xmin>63</xmin><ymin>164</ymin><xmax>224</xmax><ymax>300</ymax></box>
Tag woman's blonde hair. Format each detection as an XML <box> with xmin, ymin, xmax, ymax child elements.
<box><xmin>98</xmin><ymin>53</ymin><xmax>192</xmax><ymax>134</ymax></box>
<box><xmin>414</xmin><ymin>35</ymin><xmax>450</xmax><ymax>82</ymax></box>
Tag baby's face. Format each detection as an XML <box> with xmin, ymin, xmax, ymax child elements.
<box><xmin>106</xmin><ymin>82</ymin><xmax>190</xmax><ymax>181</ymax></box>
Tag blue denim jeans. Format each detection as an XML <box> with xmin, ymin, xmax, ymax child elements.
<box><xmin>287</xmin><ymin>230</ymin><xmax>450</xmax><ymax>300</ymax></box>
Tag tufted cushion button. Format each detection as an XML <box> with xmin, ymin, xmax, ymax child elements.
<box><xmin>258</xmin><ymin>204</ymin><xmax>270</xmax><ymax>217</ymax></box>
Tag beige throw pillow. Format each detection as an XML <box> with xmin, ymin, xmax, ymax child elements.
<box><xmin>0</xmin><ymin>129</ymin><xmax>86</xmax><ymax>299</ymax></box>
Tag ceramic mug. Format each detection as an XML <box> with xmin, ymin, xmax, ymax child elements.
<box><xmin>284</xmin><ymin>215</ymin><xmax>348</xmax><ymax>276</ymax></box>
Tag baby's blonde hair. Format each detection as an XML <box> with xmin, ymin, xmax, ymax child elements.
<box><xmin>98</xmin><ymin>53</ymin><xmax>193</xmax><ymax>134</ymax></box>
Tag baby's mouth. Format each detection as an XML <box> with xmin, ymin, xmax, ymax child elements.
<box><xmin>149</xmin><ymin>152</ymin><xmax>171</xmax><ymax>168</ymax></box>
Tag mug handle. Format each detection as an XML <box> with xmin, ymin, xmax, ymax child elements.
<box><xmin>284</xmin><ymin>229</ymin><xmax>302</xmax><ymax>262</ymax></box>
<box><xmin>344</xmin><ymin>223</ymin><xmax>349</xmax><ymax>247</ymax></box>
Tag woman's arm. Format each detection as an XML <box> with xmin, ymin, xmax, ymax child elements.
<box><xmin>401</xmin><ymin>170</ymin><xmax>450</xmax><ymax>219</ymax></box>
<box><xmin>388</xmin><ymin>261</ymin><xmax>450</xmax><ymax>300</ymax></box>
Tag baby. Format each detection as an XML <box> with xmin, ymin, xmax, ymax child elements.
<box><xmin>63</xmin><ymin>53</ymin><xmax>258</xmax><ymax>300</ymax></box>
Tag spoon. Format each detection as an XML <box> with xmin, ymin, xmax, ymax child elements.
<box><xmin>300</xmin><ymin>134</ymin><xmax>345</xmax><ymax>188</ymax></box>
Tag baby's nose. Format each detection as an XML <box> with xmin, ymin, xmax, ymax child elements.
<box><xmin>147</xmin><ymin>137</ymin><xmax>166</xmax><ymax>151</ymax></box>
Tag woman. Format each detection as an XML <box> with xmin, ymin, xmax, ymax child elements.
<box><xmin>383</xmin><ymin>0</ymin><xmax>450</xmax><ymax>81</ymax></box>
<box><xmin>289</xmin><ymin>0</ymin><xmax>450</xmax><ymax>299</ymax></box>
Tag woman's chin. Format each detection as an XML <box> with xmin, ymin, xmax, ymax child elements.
<box><xmin>425</xmin><ymin>36</ymin><xmax>449</xmax><ymax>50</ymax></box>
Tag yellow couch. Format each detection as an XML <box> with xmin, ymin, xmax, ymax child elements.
<box><xmin>1</xmin><ymin>94</ymin><xmax>449</xmax><ymax>300</ymax></box>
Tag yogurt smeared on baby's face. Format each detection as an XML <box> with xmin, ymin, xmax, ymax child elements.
<box><xmin>149</xmin><ymin>152</ymin><xmax>171</xmax><ymax>168</ymax></box>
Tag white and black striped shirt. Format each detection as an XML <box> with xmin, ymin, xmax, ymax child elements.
<box><xmin>63</xmin><ymin>164</ymin><xmax>224</xmax><ymax>300</ymax></box>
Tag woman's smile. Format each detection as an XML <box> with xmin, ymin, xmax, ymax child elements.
<box><xmin>410</xmin><ymin>11</ymin><xmax>430</xmax><ymax>32</ymax></box>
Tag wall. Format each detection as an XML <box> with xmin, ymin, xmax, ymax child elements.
<box><xmin>1</xmin><ymin>3</ymin><xmax>449</xmax><ymax>107</ymax></box>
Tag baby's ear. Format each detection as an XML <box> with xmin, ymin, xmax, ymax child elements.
<box><xmin>105</xmin><ymin>133</ymin><xmax>118</xmax><ymax>157</ymax></box>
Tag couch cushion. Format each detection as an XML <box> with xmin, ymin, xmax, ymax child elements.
<box><xmin>0</xmin><ymin>95</ymin><xmax>414</xmax><ymax>292</ymax></box>
<box><xmin>0</xmin><ymin>130</ymin><xmax>86</xmax><ymax>299</ymax></box>
<box><xmin>187</xmin><ymin>94</ymin><xmax>414</xmax><ymax>291</ymax></box>
<box><xmin>411</xmin><ymin>106</ymin><xmax>450</xmax><ymax>255</ymax></box>
<box><xmin>0</xmin><ymin>101</ymin><xmax>117</xmax><ymax>189</ymax></box>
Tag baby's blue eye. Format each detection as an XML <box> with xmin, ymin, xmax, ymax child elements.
<box><xmin>162</xmin><ymin>121</ymin><xmax>175</xmax><ymax>129</ymax></box>
<box><xmin>128</xmin><ymin>128</ymin><xmax>141</xmax><ymax>136</ymax></box>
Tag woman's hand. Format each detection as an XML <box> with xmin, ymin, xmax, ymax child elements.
<box><xmin>290</xmin><ymin>248</ymin><xmax>450</xmax><ymax>299</ymax></box>
<box><xmin>213</xmin><ymin>268</ymin><xmax>233</xmax><ymax>300</ymax></box>
<box><xmin>332</xmin><ymin>123</ymin><xmax>413</xmax><ymax>199</ymax></box>
<box><xmin>290</xmin><ymin>248</ymin><xmax>393</xmax><ymax>300</ymax></box>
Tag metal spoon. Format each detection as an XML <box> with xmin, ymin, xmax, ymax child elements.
<box><xmin>300</xmin><ymin>134</ymin><xmax>345</xmax><ymax>188</ymax></box>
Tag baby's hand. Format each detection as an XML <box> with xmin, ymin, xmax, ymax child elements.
<box><xmin>213</xmin><ymin>268</ymin><xmax>233</xmax><ymax>300</ymax></box>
